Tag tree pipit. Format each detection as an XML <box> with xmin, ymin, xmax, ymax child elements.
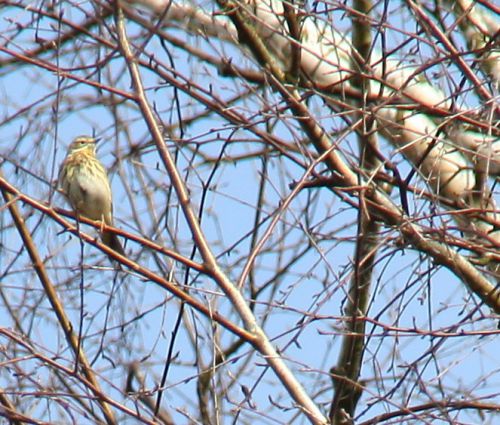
<box><xmin>59</xmin><ymin>135</ymin><xmax>125</xmax><ymax>258</ymax></box>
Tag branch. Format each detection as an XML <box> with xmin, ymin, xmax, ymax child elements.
<box><xmin>114</xmin><ymin>2</ymin><xmax>329</xmax><ymax>423</ymax></box>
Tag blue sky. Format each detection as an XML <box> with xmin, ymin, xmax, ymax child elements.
<box><xmin>0</xmin><ymin>2</ymin><xmax>499</xmax><ymax>424</ymax></box>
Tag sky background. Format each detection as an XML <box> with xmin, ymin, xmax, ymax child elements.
<box><xmin>0</xmin><ymin>1</ymin><xmax>499</xmax><ymax>424</ymax></box>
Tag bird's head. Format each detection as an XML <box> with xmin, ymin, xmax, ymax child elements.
<box><xmin>68</xmin><ymin>136</ymin><xmax>100</xmax><ymax>154</ymax></box>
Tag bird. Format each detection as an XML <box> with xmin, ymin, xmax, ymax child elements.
<box><xmin>58</xmin><ymin>135</ymin><xmax>125</xmax><ymax>258</ymax></box>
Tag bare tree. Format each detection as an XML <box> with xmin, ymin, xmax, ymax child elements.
<box><xmin>0</xmin><ymin>1</ymin><xmax>498</xmax><ymax>424</ymax></box>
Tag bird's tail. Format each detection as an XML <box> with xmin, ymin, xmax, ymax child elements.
<box><xmin>102</xmin><ymin>231</ymin><xmax>125</xmax><ymax>257</ymax></box>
